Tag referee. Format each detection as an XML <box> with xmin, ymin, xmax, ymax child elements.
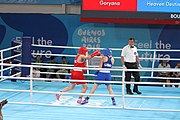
<box><xmin>121</xmin><ymin>38</ymin><xmax>142</xmax><ymax>95</ymax></box>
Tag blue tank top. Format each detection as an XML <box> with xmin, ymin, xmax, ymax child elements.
<box><xmin>102</xmin><ymin>56</ymin><xmax>112</xmax><ymax>68</ymax></box>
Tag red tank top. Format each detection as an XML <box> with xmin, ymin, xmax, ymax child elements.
<box><xmin>74</xmin><ymin>55</ymin><xmax>86</xmax><ymax>67</ymax></box>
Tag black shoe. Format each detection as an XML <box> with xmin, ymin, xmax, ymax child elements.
<box><xmin>112</xmin><ymin>99</ymin><xmax>116</xmax><ymax>105</ymax></box>
<box><xmin>45</xmin><ymin>80</ymin><xmax>51</xmax><ymax>82</ymax></box>
<box><xmin>133</xmin><ymin>90</ymin><xmax>142</xmax><ymax>94</ymax></box>
<box><xmin>0</xmin><ymin>99</ymin><xmax>8</xmax><ymax>107</ymax></box>
<box><xmin>127</xmin><ymin>90</ymin><xmax>133</xmax><ymax>95</ymax></box>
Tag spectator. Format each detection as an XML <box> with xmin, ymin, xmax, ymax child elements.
<box><xmin>33</xmin><ymin>55</ymin><xmax>41</xmax><ymax>78</ymax></box>
<box><xmin>172</xmin><ymin>62</ymin><xmax>180</xmax><ymax>88</ymax></box>
<box><xmin>35</xmin><ymin>55</ymin><xmax>42</xmax><ymax>63</ymax></box>
<box><xmin>158</xmin><ymin>58</ymin><xmax>171</xmax><ymax>87</ymax></box>
<box><xmin>46</xmin><ymin>56</ymin><xmax>57</xmax><ymax>78</ymax></box>
<box><xmin>33</xmin><ymin>55</ymin><xmax>46</xmax><ymax>78</ymax></box>
<box><xmin>56</xmin><ymin>56</ymin><xmax>70</xmax><ymax>80</ymax></box>
<box><xmin>2</xmin><ymin>60</ymin><xmax>11</xmax><ymax>76</ymax></box>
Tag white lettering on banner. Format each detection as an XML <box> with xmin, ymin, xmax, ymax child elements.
<box><xmin>147</xmin><ymin>2</ymin><xmax>165</xmax><ymax>7</ymax></box>
<box><xmin>135</xmin><ymin>40</ymin><xmax>171</xmax><ymax>50</ymax></box>
<box><xmin>15</xmin><ymin>36</ymin><xmax>52</xmax><ymax>59</ymax></box>
<box><xmin>146</xmin><ymin>1</ymin><xmax>180</xmax><ymax>7</ymax></box>
<box><xmin>78</xmin><ymin>29</ymin><xmax>105</xmax><ymax>36</ymax></box>
<box><xmin>135</xmin><ymin>40</ymin><xmax>172</xmax><ymax>62</ymax></box>
<box><xmin>77</xmin><ymin>29</ymin><xmax>105</xmax><ymax>51</ymax></box>
<box><xmin>166</xmin><ymin>2</ymin><xmax>180</xmax><ymax>7</ymax></box>
<box><xmin>32</xmin><ymin>37</ymin><xmax>52</xmax><ymax>46</ymax></box>
<box><xmin>171</xmin><ymin>14</ymin><xmax>180</xmax><ymax>19</ymax></box>
<box><xmin>32</xmin><ymin>50</ymin><xmax>52</xmax><ymax>58</ymax></box>
<box><xmin>141</xmin><ymin>52</ymin><xmax>171</xmax><ymax>62</ymax></box>
<box><xmin>77</xmin><ymin>28</ymin><xmax>106</xmax><ymax>66</ymax></box>
<box><xmin>81</xmin><ymin>36</ymin><xmax>101</xmax><ymax>44</ymax></box>
<box><xmin>135</xmin><ymin>40</ymin><xmax>153</xmax><ymax>49</ymax></box>
<box><xmin>99</xmin><ymin>0</ymin><xmax>121</xmax><ymax>7</ymax></box>
<box><xmin>155</xmin><ymin>40</ymin><xmax>171</xmax><ymax>49</ymax></box>
<box><xmin>31</xmin><ymin>36</ymin><xmax>53</xmax><ymax>58</ymax></box>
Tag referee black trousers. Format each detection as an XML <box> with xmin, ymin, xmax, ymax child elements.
<box><xmin>125</xmin><ymin>62</ymin><xmax>140</xmax><ymax>91</ymax></box>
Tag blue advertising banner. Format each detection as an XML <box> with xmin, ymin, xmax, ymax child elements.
<box><xmin>138</xmin><ymin>0</ymin><xmax>180</xmax><ymax>13</ymax></box>
<box><xmin>0</xmin><ymin>0</ymin><xmax>81</xmax><ymax>4</ymax></box>
<box><xmin>0</xmin><ymin>13</ymin><xmax>180</xmax><ymax>81</ymax></box>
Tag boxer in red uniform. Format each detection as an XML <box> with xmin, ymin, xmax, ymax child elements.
<box><xmin>56</xmin><ymin>46</ymin><xmax>100</xmax><ymax>103</ymax></box>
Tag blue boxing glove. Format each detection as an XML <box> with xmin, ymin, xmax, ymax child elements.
<box><xmin>94</xmin><ymin>70</ymin><xmax>99</xmax><ymax>75</ymax></box>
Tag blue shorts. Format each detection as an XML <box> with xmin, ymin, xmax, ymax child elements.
<box><xmin>96</xmin><ymin>72</ymin><xmax>111</xmax><ymax>86</ymax></box>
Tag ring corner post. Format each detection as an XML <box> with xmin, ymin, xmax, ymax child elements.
<box><xmin>21</xmin><ymin>36</ymin><xmax>32</xmax><ymax>77</ymax></box>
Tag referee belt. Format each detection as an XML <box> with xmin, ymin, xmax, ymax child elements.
<box><xmin>125</xmin><ymin>62</ymin><xmax>136</xmax><ymax>64</ymax></box>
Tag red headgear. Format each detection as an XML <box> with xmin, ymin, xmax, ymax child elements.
<box><xmin>78</xmin><ymin>47</ymin><xmax>88</xmax><ymax>55</ymax></box>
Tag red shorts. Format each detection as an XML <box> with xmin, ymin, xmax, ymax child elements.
<box><xmin>70</xmin><ymin>70</ymin><xmax>86</xmax><ymax>85</ymax></box>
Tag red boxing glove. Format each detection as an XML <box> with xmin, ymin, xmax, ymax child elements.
<box><xmin>90</xmin><ymin>50</ymin><xmax>101</xmax><ymax>58</ymax></box>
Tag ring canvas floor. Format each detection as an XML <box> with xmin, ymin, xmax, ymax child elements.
<box><xmin>0</xmin><ymin>80</ymin><xmax>180</xmax><ymax>120</ymax></box>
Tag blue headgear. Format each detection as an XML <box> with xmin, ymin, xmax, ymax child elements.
<box><xmin>103</xmin><ymin>48</ymin><xmax>112</xmax><ymax>56</ymax></box>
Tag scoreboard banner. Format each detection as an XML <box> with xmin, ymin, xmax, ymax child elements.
<box><xmin>81</xmin><ymin>0</ymin><xmax>180</xmax><ymax>24</ymax></box>
<box><xmin>83</xmin><ymin>0</ymin><xmax>180</xmax><ymax>13</ymax></box>
<box><xmin>138</xmin><ymin>0</ymin><xmax>180</xmax><ymax>13</ymax></box>
<box><xmin>83</xmin><ymin>0</ymin><xmax>137</xmax><ymax>11</ymax></box>
<box><xmin>0</xmin><ymin>0</ymin><xmax>81</xmax><ymax>4</ymax></box>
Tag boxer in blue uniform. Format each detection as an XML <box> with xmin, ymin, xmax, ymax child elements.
<box><xmin>81</xmin><ymin>48</ymin><xmax>116</xmax><ymax>105</ymax></box>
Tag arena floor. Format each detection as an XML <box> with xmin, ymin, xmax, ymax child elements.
<box><xmin>0</xmin><ymin>80</ymin><xmax>180</xmax><ymax>120</ymax></box>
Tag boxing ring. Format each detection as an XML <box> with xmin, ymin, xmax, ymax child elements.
<box><xmin>0</xmin><ymin>44</ymin><xmax>180</xmax><ymax>120</ymax></box>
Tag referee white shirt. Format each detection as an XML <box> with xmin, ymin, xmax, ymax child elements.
<box><xmin>121</xmin><ymin>45</ymin><xmax>138</xmax><ymax>63</ymax></box>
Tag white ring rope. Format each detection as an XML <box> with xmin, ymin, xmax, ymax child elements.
<box><xmin>1</xmin><ymin>63</ymin><xmax>180</xmax><ymax>81</ymax></box>
<box><xmin>32</xmin><ymin>62</ymin><xmax>123</xmax><ymax>69</ymax></box>
<box><xmin>2</xmin><ymin>63</ymin><xmax>180</xmax><ymax>72</ymax></box>
<box><xmin>32</xmin><ymin>53</ymin><xmax>76</xmax><ymax>57</ymax></box>
<box><xmin>0</xmin><ymin>44</ymin><xmax>21</xmax><ymax>52</ymax></box>
<box><xmin>0</xmin><ymin>72</ymin><xmax>21</xmax><ymax>82</ymax></box>
<box><xmin>1</xmin><ymin>75</ymin><xmax>180</xmax><ymax>86</ymax></box>
<box><xmin>1</xmin><ymin>88</ymin><xmax>180</xmax><ymax>99</ymax></box>
<box><xmin>0</xmin><ymin>65</ymin><xmax>14</xmax><ymax>72</ymax></box>
<box><xmin>31</xmin><ymin>52</ymin><xmax>180</xmax><ymax>61</ymax></box>
<box><xmin>2</xmin><ymin>53</ymin><xmax>21</xmax><ymax>61</ymax></box>
<box><xmin>33</xmin><ymin>70</ymin><xmax>180</xmax><ymax>80</ymax></box>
